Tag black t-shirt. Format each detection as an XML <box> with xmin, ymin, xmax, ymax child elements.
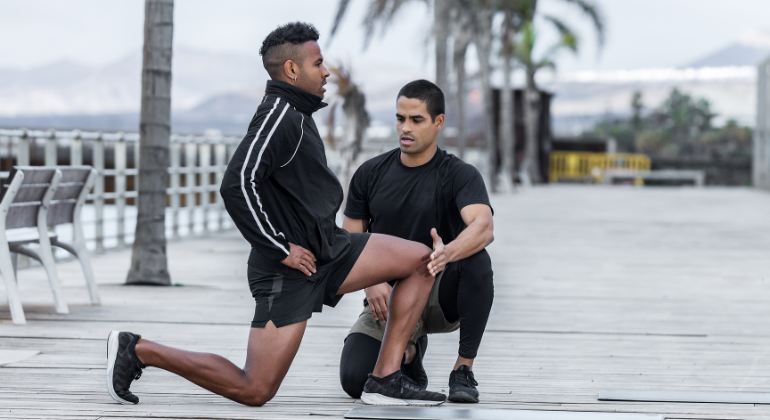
<box><xmin>344</xmin><ymin>148</ymin><xmax>493</xmax><ymax>249</ymax></box>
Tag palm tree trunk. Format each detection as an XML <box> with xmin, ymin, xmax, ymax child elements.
<box><xmin>473</xmin><ymin>3</ymin><xmax>496</xmax><ymax>192</ymax></box>
<box><xmin>454</xmin><ymin>40</ymin><xmax>468</xmax><ymax>160</ymax></box>
<box><xmin>127</xmin><ymin>0</ymin><xmax>174</xmax><ymax>285</ymax></box>
<box><xmin>522</xmin><ymin>74</ymin><xmax>542</xmax><ymax>185</ymax></box>
<box><xmin>434</xmin><ymin>0</ymin><xmax>451</xmax><ymax>148</ymax></box>
<box><xmin>499</xmin><ymin>12</ymin><xmax>515</xmax><ymax>192</ymax></box>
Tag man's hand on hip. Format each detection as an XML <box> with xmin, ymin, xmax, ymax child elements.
<box><xmin>281</xmin><ymin>243</ymin><xmax>317</xmax><ymax>276</ymax></box>
<box><xmin>365</xmin><ymin>283</ymin><xmax>392</xmax><ymax>321</ymax></box>
<box><xmin>428</xmin><ymin>228</ymin><xmax>448</xmax><ymax>276</ymax></box>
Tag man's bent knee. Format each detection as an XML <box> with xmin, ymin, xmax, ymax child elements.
<box><xmin>237</xmin><ymin>384</ymin><xmax>277</xmax><ymax>407</ymax></box>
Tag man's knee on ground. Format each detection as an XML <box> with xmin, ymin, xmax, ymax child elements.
<box><xmin>340</xmin><ymin>363</ymin><xmax>367</xmax><ymax>399</ymax></box>
<box><xmin>339</xmin><ymin>333</ymin><xmax>380</xmax><ymax>399</ymax></box>
<box><xmin>237</xmin><ymin>383</ymin><xmax>278</xmax><ymax>407</ymax></box>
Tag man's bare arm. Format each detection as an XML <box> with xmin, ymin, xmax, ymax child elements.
<box><xmin>342</xmin><ymin>216</ymin><xmax>369</xmax><ymax>234</ymax></box>
<box><xmin>428</xmin><ymin>203</ymin><xmax>494</xmax><ymax>275</ymax></box>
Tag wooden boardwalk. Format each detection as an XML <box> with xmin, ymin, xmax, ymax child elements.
<box><xmin>2</xmin><ymin>186</ymin><xmax>770</xmax><ymax>419</ymax></box>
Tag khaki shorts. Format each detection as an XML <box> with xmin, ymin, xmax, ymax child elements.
<box><xmin>347</xmin><ymin>271</ymin><xmax>460</xmax><ymax>347</ymax></box>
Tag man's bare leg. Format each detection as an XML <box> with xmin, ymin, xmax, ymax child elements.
<box><xmin>133</xmin><ymin>320</ymin><xmax>306</xmax><ymax>406</ymax></box>
<box><xmin>336</xmin><ymin>234</ymin><xmax>434</xmax><ymax>378</ymax></box>
<box><xmin>126</xmin><ymin>234</ymin><xmax>432</xmax><ymax>406</ymax></box>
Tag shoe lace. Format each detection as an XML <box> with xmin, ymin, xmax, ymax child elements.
<box><xmin>133</xmin><ymin>365</ymin><xmax>143</xmax><ymax>381</ymax></box>
<box><xmin>454</xmin><ymin>369</ymin><xmax>477</xmax><ymax>387</ymax></box>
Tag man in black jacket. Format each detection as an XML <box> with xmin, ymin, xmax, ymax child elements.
<box><xmin>106</xmin><ymin>22</ymin><xmax>445</xmax><ymax>407</ymax></box>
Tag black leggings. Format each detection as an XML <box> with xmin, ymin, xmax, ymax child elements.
<box><xmin>339</xmin><ymin>250</ymin><xmax>494</xmax><ymax>398</ymax></box>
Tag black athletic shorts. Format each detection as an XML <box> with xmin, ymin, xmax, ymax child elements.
<box><xmin>248</xmin><ymin>233</ymin><xmax>371</xmax><ymax>328</ymax></box>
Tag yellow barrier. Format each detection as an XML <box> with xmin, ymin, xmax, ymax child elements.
<box><xmin>549</xmin><ymin>151</ymin><xmax>651</xmax><ymax>183</ymax></box>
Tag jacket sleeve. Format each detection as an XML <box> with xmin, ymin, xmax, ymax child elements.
<box><xmin>228</xmin><ymin>100</ymin><xmax>301</xmax><ymax>260</ymax></box>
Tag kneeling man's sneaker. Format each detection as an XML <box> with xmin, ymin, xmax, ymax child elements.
<box><xmin>448</xmin><ymin>365</ymin><xmax>479</xmax><ymax>403</ymax></box>
<box><xmin>107</xmin><ymin>331</ymin><xmax>145</xmax><ymax>404</ymax></box>
<box><xmin>361</xmin><ymin>371</ymin><xmax>446</xmax><ymax>406</ymax></box>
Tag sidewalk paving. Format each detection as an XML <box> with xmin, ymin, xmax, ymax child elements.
<box><xmin>2</xmin><ymin>186</ymin><xmax>770</xmax><ymax>419</ymax></box>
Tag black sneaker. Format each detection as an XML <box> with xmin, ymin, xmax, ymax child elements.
<box><xmin>401</xmin><ymin>335</ymin><xmax>429</xmax><ymax>389</ymax></box>
<box><xmin>448</xmin><ymin>365</ymin><xmax>479</xmax><ymax>403</ymax></box>
<box><xmin>107</xmin><ymin>331</ymin><xmax>145</xmax><ymax>404</ymax></box>
<box><xmin>361</xmin><ymin>371</ymin><xmax>446</xmax><ymax>406</ymax></box>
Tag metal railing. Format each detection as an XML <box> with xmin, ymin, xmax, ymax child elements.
<box><xmin>0</xmin><ymin>128</ymin><xmax>241</xmax><ymax>253</ymax></box>
<box><xmin>549</xmin><ymin>151</ymin><xmax>652</xmax><ymax>183</ymax></box>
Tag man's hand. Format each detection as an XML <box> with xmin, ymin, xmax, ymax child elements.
<box><xmin>281</xmin><ymin>242</ymin><xmax>317</xmax><ymax>276</ymax></box>
<box><xmin>428</xmin><ymin>228</ymin><xmax>447</xmax><ymax>276</ymax></box>
<box><xmin>365</xmin><ymin>283</ymin><xmax>392</xmax><ymax>322</ymax></box>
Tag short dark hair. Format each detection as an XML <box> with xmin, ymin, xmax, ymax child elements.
<box><xmin>259</xmin><ymin>22</ymin><xmax>320</xmax><ymax>79</ymax></box>
<box><xmin>397</xmin><ymin>80</ymin><xmax>445</xmax><ymax>121</ymax></box>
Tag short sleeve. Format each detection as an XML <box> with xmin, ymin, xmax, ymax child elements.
<box><xmin>344</xmin><ymin>165</ymin><xmax>371</xmax><ymax>220</ymax></box>
<box><xmin>454</xmin><ymin>165</ymin><xmax>494</xmax><ymax>215</ymax></box>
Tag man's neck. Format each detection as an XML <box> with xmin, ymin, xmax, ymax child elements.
<box><xmin>400</xmin><ymin>145</ymin><xmax>438</xmax><ymax>167</ymax></box>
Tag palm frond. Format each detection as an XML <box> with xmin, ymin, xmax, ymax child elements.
<box><xmin>362</xmin><ymin>0</ymin><xmax>423</xmax><ymax>49</ymax></box>
<box><xmin>557</xmin><ymin>0</ymin><xmax>605</xmax><ymax>48</ymax></box>
<box><xmin>329</xmin><ymin>0</ymin><xmax>353</xmax><ymax>44</ymax></box>
<box><xmin>541</xmin><ymin>14</ymin><xmax>579</xmax><ymax>53</ymax></box>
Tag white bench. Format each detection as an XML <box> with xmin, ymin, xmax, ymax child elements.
<box><xmin>0</xmin><ymin>166</ymin><xmax>99</xmax><ymax>324</ymax></box>
<box><xmin>603</xmin><ymin>169</ymin><xmax>705</xmax><ymax>187</ymax></box>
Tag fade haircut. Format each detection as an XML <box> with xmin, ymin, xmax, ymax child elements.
<box><xmin>397</xmin><ymin>80</ymin><xmax>445</xmax><ymax>122</ymax></box>
<box><xmin>259</xmin><ymin>22</ymin><xmax>320</xmax><ymax>79</ymax></box>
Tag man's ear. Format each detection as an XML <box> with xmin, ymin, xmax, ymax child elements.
<box><xmin>283</xmin><ymin>60</ymin><xmax>300</xmax><ymax>81</ymax></box>
<box><xmin>435</xmin><ymin>114</ymin><xmax>445</xmax><ymax>130</ymax></box>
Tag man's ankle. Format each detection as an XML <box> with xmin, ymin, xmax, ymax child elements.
<box><xmin>403</xmin><ymin>344</ymin><xmax>417</xmax><ymax>365</ymax></box>
<box><xmin>452</xmin><ymin>356</ymin><xmax>474</xmax><ymax>371</ymax></box>
<box><xmin>131</xmin><ymin>338</ymin><xmax>148</xmax><ymax>368</ymax></box>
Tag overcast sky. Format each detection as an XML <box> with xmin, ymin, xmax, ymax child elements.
<box><xmin>1</xmin><ymin>0</ymin><xmax>769</xmax><ymax>74</ymax></box>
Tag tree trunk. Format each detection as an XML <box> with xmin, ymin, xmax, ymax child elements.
<box><xmin>499</xmin><ymin>12</ymin><xmax>516</xmax><ymax>192</ymax></box>
<box><xmin>473</xmin><ymin>4</ymin><xmax>496</xmax><ymax>192</ymax></box>
<box><xmin>522</xmin><ymin>75</ymin><xmax>542</xmax><ymax>185</ymax></box>
<box><xmin>434</xmin><ymin>0</ymin><xmax>451</xmax><ymax>148</ymax></box>
<box><xmin>127</xmin><ymin>0</ymin><xmax>174</xmax><ymax>285</ymax></box>
<box><xmin>453</xmin><ymin>39</ymin><xmax>468</xmax><ymax>160</ymax></box>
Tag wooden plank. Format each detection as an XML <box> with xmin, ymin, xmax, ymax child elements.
<box><xmin>345</xmin><ymin>407</ymin><xmax>664</xmax><ymax>420</ymax></box>
<box><xmin>2</xmin><ymin>187</ymin><xmax>770</xmax><ymax>419</ymax></box>
<box><xmin>599</xmin><ymin>389</ymin><xmax>770</xmax><ymax>404</ymax></box>
<box><xmin>0</xmin><ymin>350</ymin><xmax>39</xmax><ymax>366</ymax></box>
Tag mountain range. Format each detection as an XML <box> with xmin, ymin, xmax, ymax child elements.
<box><xmin>1</xmin><ymin>30</ymin><xmax>769</xmax><ymax>135</ymax></box>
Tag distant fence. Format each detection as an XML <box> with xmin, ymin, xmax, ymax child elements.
<box><xmin>650</xmin><ymin>156</ymin><xmax>751</xmax><ymax>186</ymax></box>
<box><xmin>549</xmin><ymin>151</ymin><xmax>651</xmax><ymax>183</ymax></box>
<box><xmin>0</xmin><ymin>128</ymin><xmax>241</xmax><ymax>254</ymax></box>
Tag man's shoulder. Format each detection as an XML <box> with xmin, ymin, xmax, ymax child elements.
<box><xmin>357</xmin><ymin>148</ymin><xmax>400</xmax><ymax>174</ymax></box>
<box><xmin>436</xmin><ymin>149</ymin><xmax>482</xmax><ymax>178</ymax></box>
<box><xmin>248</xmin><ymin>95</ymin><xmax>304</xmax><ymax>130</ymax></box>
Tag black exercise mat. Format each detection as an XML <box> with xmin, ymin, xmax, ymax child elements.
<box><xmin>345</xmin><ymin>406</ymin><xmax>665</xmax><ymax>420</ymax></box>
<box><xmin>599</xmin><ymin>389</ymin><xmax>770</xmax><ymax>404</ymax></box>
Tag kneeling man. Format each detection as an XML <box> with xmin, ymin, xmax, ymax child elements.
<box><xmin>339</xmin><ymin>80</ymin><xmax>495</xmax><ymax>403</ymax></box>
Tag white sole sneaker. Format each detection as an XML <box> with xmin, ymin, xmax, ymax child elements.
<box><xmin>361</xmin><ymin>391</ymin><xmax>444</xmax><ymax>406</ymax></box>
<box><xmin>106</xmin><ymin>330</ymin><xmax>135</xmax><ymax>405</ymax></box>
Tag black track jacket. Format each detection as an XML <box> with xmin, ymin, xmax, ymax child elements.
<box><xmin>220</xmin><ymin>80</ymin><xmax>351</xmax><ymax>268</ymax></box>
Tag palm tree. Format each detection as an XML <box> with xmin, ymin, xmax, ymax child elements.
<box><xmin>497</xmin><ymin>0</ymin><xmax>534</xmax><ymax>191</ymax></box>
<box><xmin>497</xmin><ymin>0</ymin><xmax>604</xmax><ymax>184</ymax></box>
<box><xmin>329</xmin><ymin>0</ymin><xmax>451</xmax><ymax>146</ymax></box>
<box><xmin>514</xmin><ymin>19</ymin><xmax>578</xmax><ymax>184</ymax></box>
<box><xmin>324</xmin><ymin>65</ymin><xmax>371</xmax><ymax>194</ymax></box>
<box><xmin>469</xmin><ymin>0</ymin><xmax>498</xmax><ymax>190</ymax></box>
<box><xmin>126</xmin><ymin>0</ymin><xmax>174</xmax><ymax>285</ymax></box>
<box><xmin>449</xmin><ymin>0</ymin><xmax>475</xmax><ymax>160</ymax></box>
